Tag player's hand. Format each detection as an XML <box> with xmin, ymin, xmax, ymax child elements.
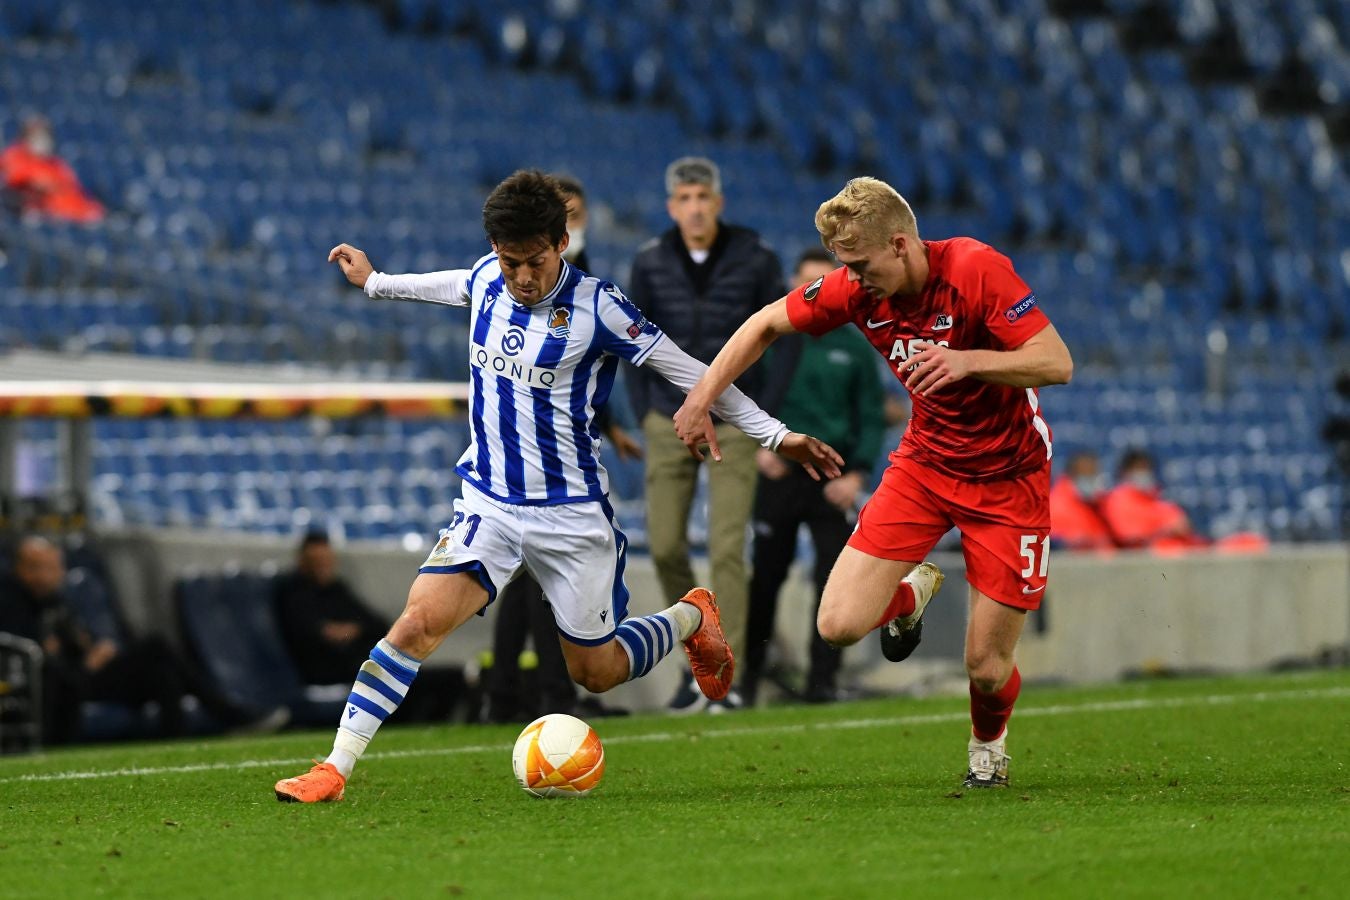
<box><xmin>328</xmin><ymin>242</ymin><xmax>374</xmax><ymax>289</ymax></box>
<box><xmin>756</xmin><ymin>447</ymin><xmax>791</xmax><ymax>480</ymax></box>
<box><xmin>822</xmin><ymin>471</ymin><xmax>865</xmax><ymax>511</ymax></box>
<box><xmin>605</xmin><ymin>423</ymin><xmax>645</xmax><ymax>461</ymax></box>
<box><xmin>905</xmin><ymin>341</ymin><xmax>972</xmax><ymax>396</ymax></box>
<box><xmin>672</xmin><ymin>397</ymin><xmax>720</xmax><ymax>461</ymax></box>
<box><xmin>776</xmin><ymin>432</ymin><xmax>844</xmax><ymax>481</ymax></box>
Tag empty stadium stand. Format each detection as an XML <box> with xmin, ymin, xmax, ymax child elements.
<box><xmin>0</xmin><ymin>0</ymin><xmax>1344</xmax><ymax>543</ymax></box>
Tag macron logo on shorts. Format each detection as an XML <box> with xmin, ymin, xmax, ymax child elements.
<box><xmin>1004</xmin><ymin>293</ymin><xmax>1038</xmax><ymax>322</ymax></box>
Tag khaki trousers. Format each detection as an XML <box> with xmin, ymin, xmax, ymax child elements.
<box><xmin>642</xmin><ymin>411</ymin><xmax>759</xmax><ymax>668</ymax></box>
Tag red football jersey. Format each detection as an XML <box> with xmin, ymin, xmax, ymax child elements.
<box><xmin>785</xmin><ymin>237</ymin><xmax>1053</xmax><ymax>482</ymax></box>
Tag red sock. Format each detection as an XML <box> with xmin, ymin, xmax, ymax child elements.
<box><xmin>969</xmin><ymin>666</ymin><xmax>1021</xmax><ymax>742</ymax></box>
<box><xmin>871</xmin><ymin>582</ymin><xmax>916</xmax><ymax>631</ymax></box>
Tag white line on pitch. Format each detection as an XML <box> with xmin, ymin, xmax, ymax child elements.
<box><xmin>2</xmin><ymin>684</ymin><xmax>1345</xmax><ymax>785</ymax></box>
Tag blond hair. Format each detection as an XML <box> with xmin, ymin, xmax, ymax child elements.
<box><xmin>814</xmin><ymin>177</ymin><xmax>918</xmax><ymax>252</ymax></box>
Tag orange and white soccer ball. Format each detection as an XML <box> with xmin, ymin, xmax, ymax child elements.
<box><xmin>512</xmin><ymin>713</ymin><xmax>605</xmax><ymax>798</ymax></box>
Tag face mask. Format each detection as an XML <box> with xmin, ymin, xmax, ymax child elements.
<box><xmin>563</xmin><ymin>228</ymin><xmax>586</xmax><ymax>261</ymax></box>
<box><xmin>1073</xmin><ymin>475</ymin><xmax>1105</xmax><ymax>498</ymax></box>
<box><xmin>26</xmin><ymin>133</ymin><xmax>54</xmax><ymax>156</ymax></box>
<box><xmin>1125</xmin><ymin>471</ymin><xmax>1157</xmax><ymax>492</ymax></box>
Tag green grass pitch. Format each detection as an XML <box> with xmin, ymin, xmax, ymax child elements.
<box><xmin>1</xmin><ymin>670</ymin><xmax>1346</xmax><ymax>899</ymax></box>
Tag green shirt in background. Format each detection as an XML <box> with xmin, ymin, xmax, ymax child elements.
<box><xmin>771</xmin><ymin>328</ymin><xmax>887</xmax><ymax>477</ymax></box>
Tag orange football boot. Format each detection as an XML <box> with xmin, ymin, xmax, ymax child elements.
<box><xmin>679</xmin><ymin>588</ymin><xmax>734</xmax><ymax>701</ymax></box>
<box><xmin>274</xmin><ymin>762</ymin><xmax>346</xmax><ymax>803</ymax></box>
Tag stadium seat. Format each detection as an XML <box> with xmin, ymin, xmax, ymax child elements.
<box><xmin>174</xmin><ymin>570</ymin><xmax>343</xmax><ymax>726</ymax></box>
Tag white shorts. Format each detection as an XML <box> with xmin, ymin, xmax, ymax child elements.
<box><xmin>419</xmin><ymin>482</ymin><xmax>631</xmax><ymax>645</ymax></box>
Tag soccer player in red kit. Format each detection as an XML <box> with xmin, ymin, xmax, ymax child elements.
<box><xmin>673</xmin><ymin>177</ymin><xmax>1073</xmax><ymax>787</ymax></box>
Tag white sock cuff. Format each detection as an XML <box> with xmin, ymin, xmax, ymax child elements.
<box><xmin>376</xmin><ymin>638</ymin><xmax>423</xmax><ymax>670</ymax></box>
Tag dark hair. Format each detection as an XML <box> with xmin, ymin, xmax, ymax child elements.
<box><xmin>482</xmin><ymin>170</ymin><xmax>568</xmax><ymax>247</ymax></box>
<box><xmin>1117</xmin><ymin>448</ymin><xmax>1155</xmax><ymax>475</ymax></box>
<box><xmin>299</xmin><ymin>530</ymin><xmax>330</xmax><ymax>551</ymax></box>
<box><xmin>795</xmin><ymin>247</ymin><xmax>834</xmax><ymax>270</ymax></box>
<box><xmin>554</xmin><ymin>174</ymin><xmax>585</xmax><ymax>201</ymax></box>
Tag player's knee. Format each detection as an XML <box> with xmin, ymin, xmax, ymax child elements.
<box><xmin>816</xmin><ymin>607</ymin><xmax>864</xmax><ymax>648</ymax></box>
<box><xmin>965</xmin><ymin>651</ymin><xmax>1013</xmax><ymax>695</ymax></box>
<box><xmin>388</xmin><ymin>609</ymin><xmax>439</xmax><ymax>659</ymax></box>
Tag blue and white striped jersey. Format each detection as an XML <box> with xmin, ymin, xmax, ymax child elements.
<box><xmin>367</xmin><ymin>255</ymin><xmax>664</xmax><ymax>505</ymax></box>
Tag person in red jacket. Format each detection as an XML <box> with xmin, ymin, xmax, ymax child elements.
<box><xmin>1049</xmin><ymin>451</ymin><xmax>1115</xmax><ymax>550</ymax></box>
<box><xmin>1</xmin><ymin>116</ymin><xmax>104</xmax><ymax>223</ymax></box>
<box><xmin>1100</xmin><ymin>448</ymin><xmax>1196</xmax><ymax>550</ymax></box>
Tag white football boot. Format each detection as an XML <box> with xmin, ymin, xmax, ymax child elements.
<box><xmin>879</xmin><ymin>561</ymin><xmax>945</xmax><ymax>662</ymax></box>
<box><xmin>963</xmin><ymin>730</ymin><xmax>1011</xmax><ymax>788</ymax></box>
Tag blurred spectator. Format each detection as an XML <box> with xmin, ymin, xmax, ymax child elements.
<box><xmin>0</xmin><ymin>116</ymin><xmax>105</xmax><ymax>223</ymax></box>
<box><xmin>742</xmin><ymin>249</ymin><xmax>885</xmax><ymax>706</ymax></box>
<box><xmin>273</xmin><ymin>532</ymin><xmax>387</xmax><ymax>685</ymax></box>
<box><xmin>627</xmin><ymin>156</ymin><xmax>792</xmax><ymax>712</ymax></box>
<box><xmin>272</xmin><ymin>532</ymin><xmax>468</xmax><ymax>722</ymax></box>
<box><xmin>1100</xmin><ymin>449</ymin><xmax>1199</xmax><ymax>550</ymax></box>
<box><xmin>0</xmin><ymin>535</ymin><xmax>285</xmax><ymax>744</ymax></box>
<box><xmin>1049</xmin><ymin>451</ymin><xmax>1115</xmax><ymax>550</ymax></box>
<box><xmin>556</xmin><ymin>174</ymin><xmax>591</xmax><ymax>272</ymax></box>
<box><xmin>481</xmin><ymin>576</ymin><xmax>578</xmax><ymax>723</ymax></box>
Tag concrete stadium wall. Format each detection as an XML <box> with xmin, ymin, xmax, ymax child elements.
<box><xmin>101</xmin><ymin>529</ymin><xmax>1350</xmax><ymax>713</ymax></box>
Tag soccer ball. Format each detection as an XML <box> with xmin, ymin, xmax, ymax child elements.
<box><xmin>512</xmin><ymin>713</ymin><xmax>605</xmax><ymax>798</ymax></box>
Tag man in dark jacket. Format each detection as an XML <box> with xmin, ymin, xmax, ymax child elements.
<box><xmin>273</xmin><ymin>532</ymin><xmax>467</xmax><ymax>722</ymax></box>
<box><xmin>0</xmin><ymin>535</ymin><xmax>284</xmax><ymax>744</ymax></box>
<box><xmin>741</xmin><ymin>249</ymin><xmax>886</xmax><ymax>706</ymax></box>
<box><xmin>628</xmin><ymin>156</ymin><xmax>791</xmax><ymax>711</ymax></box>
<box><xmin>273</xmin><ymin>532</ymin><xmax>389</xmax><ymax>685</ymax></box>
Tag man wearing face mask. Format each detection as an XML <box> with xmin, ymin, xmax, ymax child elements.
<box><xmin>0</xmin><ymin>116</ymin><xmax>105</xmax><ymax>223</ymax></box>
<box><xmin>1048</xmin><ymin>451</ymin><xmax>1115</xmax><ymax>550</ymax></box>
<box><xmin>1100</xmin><ymin>448</ymin><xmax>1198</xmax><ymax>550</ymax></box>
<box><xmin>556</xmin><ymin>175</ymin><xmax>592</xmax><ymax>272</ymax></box>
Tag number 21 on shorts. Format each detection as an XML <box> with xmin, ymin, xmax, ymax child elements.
<box><xmin>1019</xmin><ymin>534</ymin><xmax>1050</xmax><ymax>579</ymax></box>
<box><xmin>448</xmin><ymin>511</ymin><xmax>482</xmax><ymax>547</ymax></box>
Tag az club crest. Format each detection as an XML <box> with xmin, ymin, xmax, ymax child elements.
<box><xmin>548</xmin><ymin>306</ymin><xmax>571</xmax><ymax>339</ymax></box>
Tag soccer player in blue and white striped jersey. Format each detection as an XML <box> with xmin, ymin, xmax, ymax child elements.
<box><xmin>275</xmin><ymin>171</ymin><xmax>841</xmax><ymax>803</ymax></box>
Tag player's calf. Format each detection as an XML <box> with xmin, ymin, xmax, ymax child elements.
<box><xmin>562</xmin><ymin>642</ymin><xmax>632</xmax><ymax>693</ymax></box>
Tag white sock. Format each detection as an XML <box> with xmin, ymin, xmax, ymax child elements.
<box><xmin>669</xmin><ymin>600</ymin><xmax>702</xmax><ymax>640</ymax></box>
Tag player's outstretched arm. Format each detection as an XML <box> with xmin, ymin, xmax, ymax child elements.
<box><xmin>327</xmin><ymin>243</ymin><xmax>471</xmax><ymax>307</ymax></box>
<box><xmin>670</xmin><ymin>298</ymin><xmax>799</xmax><ymax>461</ymax></box>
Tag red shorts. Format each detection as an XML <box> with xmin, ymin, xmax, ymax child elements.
<box><xmin>848</xmin><ymin>454</ymin><xmax>1052</xmax><ymax>610</ymax></box>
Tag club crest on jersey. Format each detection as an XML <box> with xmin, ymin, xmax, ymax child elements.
<box><xmin>932</xmin><ymin>313</ymin><xmax>953</xmax><ymax>331</ymax></box>
<box><xmin>803</xmin><ymin>276</ymin><xmax>824</xmax><ymax>302</ymax></box>
<box><xmin>548</xmin><ymin>306</ymin><xmax>571</xmax><ymax>339</ymax></box>
<box><xmin>1004</xmin><ymin>293</ymin><xmax>1037</xmax><ymax>322</ymax></box>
